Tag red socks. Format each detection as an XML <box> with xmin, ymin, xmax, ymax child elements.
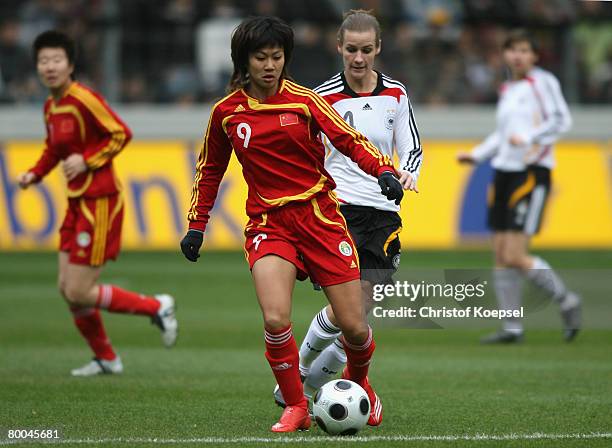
<box><xmin>265</xmin><ymin>325</ymin><xmax>305</xmax><ymax>408</ymax></box>
<box><xmin>96</xmin><ymin>285</ymin><xmax>160</xmax><ymax>316</ymax></box>
<box><xmin>341</xmin><ymin>327</ymin><xmax>375</xmax><ymax>385</ymax></box>
<box><xmin>70</xmin><ymin>285</ymin><xmax>159</xmax><ymax>360</ymax></box>
<box><xmin>70</xmin><ymin>307</ymin><xmax>116</xmax><ymax>361</ymax></box>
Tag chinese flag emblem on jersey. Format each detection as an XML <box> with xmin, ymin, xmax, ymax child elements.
<box><xmin>279</xmin><ymin>112</ymin><xmax>299</xmax><ymax>127</ymax></box>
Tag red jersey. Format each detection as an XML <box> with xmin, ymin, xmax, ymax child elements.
<box><xmin>29</xmin><ymin>81</ymin><xmax>132</xmax><ymax>198</ymax></box>
<box><xmin>188</xmin><ymin>79</ymin><xmax>395</xmax><ymax>232</ymax></box>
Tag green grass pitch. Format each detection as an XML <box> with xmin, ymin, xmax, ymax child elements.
<box><xmin>0</xmin><ymin>250</ymin><xmax>611</xmax><ymax>447</ymax></box>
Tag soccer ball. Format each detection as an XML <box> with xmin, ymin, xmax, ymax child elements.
<box><xmin>312</xmin><ymin>379</ymin><xmax>370</xmax><ymax>436</ymax></box>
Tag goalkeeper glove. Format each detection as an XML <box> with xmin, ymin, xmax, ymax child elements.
<box><xmin>378</xmin><ymin>171</ymin><xmax>404</xmax><ymax>205</ymax></box>
<box><xmin>180</xmin><ymin>230</ymin><xmax>203</xmax><ymax>262</ymax></box>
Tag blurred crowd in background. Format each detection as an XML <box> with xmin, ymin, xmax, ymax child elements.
<box><xmin>1</xmin><ymin>0</ymin><xmax>611</xmax><ymax>105</ymax></box>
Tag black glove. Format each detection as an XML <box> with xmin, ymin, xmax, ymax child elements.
<box><xmin>180</xmin><ymin>230</ymin><xmax>203</xmax><ymax>262</ymax></box>
<box><xmin>378</xmin><ymin>171</ymin><xmax>404</xmax><ymax>205</ymax></box>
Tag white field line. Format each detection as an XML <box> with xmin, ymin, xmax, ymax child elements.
<box><xmin>0</xmin><ymin>431</ymin><xmax>611</xmax><ymax>445</ymax></box>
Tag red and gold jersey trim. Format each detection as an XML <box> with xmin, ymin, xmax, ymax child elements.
<box><xmin>257</xmin><ymin>173</ymin><xmax>327</xmax><ymax>207</ymax></box>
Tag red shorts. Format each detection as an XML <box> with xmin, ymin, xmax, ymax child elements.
<box><xmin>244</xmin><ymin>190</ymin><xmax>360</xmax><ymax>287</ymax></box>
<box><xmin>59</xmin><ymin>193</ymin><xmax>124</xmax><ymax>266</ymax></box>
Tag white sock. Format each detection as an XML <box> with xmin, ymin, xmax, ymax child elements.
<box><xmin>303</xmin><ymin>338</ymin><xmax>346</xmax><ymax>398</ymax></box>
<box><xmin>526</xmin><ymin>256</ymin><xmax>567</xmax><ymax>303</ymax></box>
<box><xmin>494</xmin><ymin>268</ymin><xmax>524</xmax><ymax>334</ymax></box>
<box><xmin>559</xmin><ymin>291</ymin><xmax>580</xmax><ymax>311</ymax></box>
<box><xmin>298</xmin><ymin>307</ymin><xmax>340</xmax><ymax>376</ymax></box>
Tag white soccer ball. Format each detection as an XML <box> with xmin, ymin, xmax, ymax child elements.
<box><xmin>312</xmin><ymin>379</ymin><xmax>370</xmax><ymax>436</ymax></box>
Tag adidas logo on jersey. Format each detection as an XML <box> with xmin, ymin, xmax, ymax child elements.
<box><xmin>362</xmin><ymin>103</ymin><xmax>372</xmax><ymax>111</ymax></box>
<box><xmin>234</xmin><ymin>104</ymin><xmax>245</xmax><ymax>112</ymax></box>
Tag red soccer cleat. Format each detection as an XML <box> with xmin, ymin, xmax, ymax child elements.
<box><xmin>342</xmin><ymin>369</ymin><xmax>383</xmax><ymax>426</ymax></box>
<box><xmin>271</xmin><ymin>402</ymin><xmax>311</xmax><ymax>433</ymax></box>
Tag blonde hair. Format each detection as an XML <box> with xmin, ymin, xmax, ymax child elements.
<box><xmin>337</xmin><ymin>9</ymin><xmax>381</xmax><ymax>46</ymax></box>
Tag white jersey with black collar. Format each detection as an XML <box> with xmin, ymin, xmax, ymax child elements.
<box><xmin>471</xmin><ymin>67</ymin><xmax>572</xmax><ymax>172</ymax></box>
<box><xmin>314</xmin><ymin>71</ymin><xmax>423</xmax><ymax>212</ymax></box>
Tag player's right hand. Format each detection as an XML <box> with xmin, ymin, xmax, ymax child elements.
<box><xmin>456</xmin><ymin>152</ymin><xmax>476</xmax><ymax>164</ymax></box>
<box><xmin>399</xmin><ymin>171</ymin><xmax>419</xmax><ymax>193</ymax></box>
<box><xmin>17</xmin><ymin>172</ymin><xmax>36</xmax><ymax>189</ymax></box>
<box><xmin>180</xmin><ymin>230</ymin><xmax>203</xmax><ymax>262</ymax></box>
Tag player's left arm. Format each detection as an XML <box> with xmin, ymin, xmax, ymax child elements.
<box><xmin>306</xmin><ymin>91</ymin><xmax>403</xmax><ymax>204</ymax></box>
<box><xmin>78</xmin><ymin>93</ymin><xmax>132</xmax><ymax>170</ymax></box>
<box><xmin>307</xmin><ymin>91</ymin><xmax>396</xmax><ymax>179</ymax></box>
<box><xmin>526</xmin><ymin>75</ymin><xmax>572</xmax><ymax>146</ymax></box>
<box><xmin>395</xmin><ymin>94</ymin><xmax>422</xmax><ymax>192</ymax></box>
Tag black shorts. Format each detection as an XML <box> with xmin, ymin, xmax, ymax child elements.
<box><xmin>340</xmin><ymin>205</ymin><xmax>402</xmax><ymax>284</ymax></box>
<box><xmin>488</xmin><ymin>167</ymin><xmax>551</xmax><ymax>235</ymax></box>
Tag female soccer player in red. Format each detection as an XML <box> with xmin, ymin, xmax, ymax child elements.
<box><xmin>274</xmin><ymin>9</ymin><xmax>422</xmax><ymax>413</ymax></box>
<box><xmin>180</xmin><ymin>16</ymin><xmax>403</xmax><ymax>432</ymax></box>
<box><xmin>17</xmin><ymin>30</ymin><xmax>178</xmax><ymax>376</ymax></box>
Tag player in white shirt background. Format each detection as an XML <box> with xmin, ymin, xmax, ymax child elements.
<box><xmin>457</xmin><ymin>29</ymin><xmax>581</xmax><ymax>344</ymax></box>
<box><xmin>274</xmin><ymin>10</ymin><xmax>423</xmax><ymax>417</ymax></box>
